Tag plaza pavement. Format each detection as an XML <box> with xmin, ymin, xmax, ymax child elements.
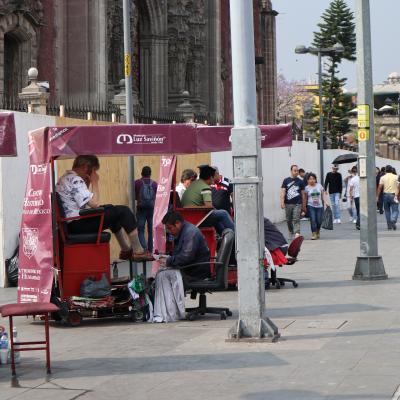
<box><xmin>1</xmin><ymin>213</ymin><xmax>400</xmax><ymax>400</ymax></box>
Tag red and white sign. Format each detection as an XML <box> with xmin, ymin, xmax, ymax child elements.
<box><xmin>18</xmin><ymin>132</ymin><xmax>53</xmax><ymax>303</ymax></box>
<box><xmin>151</xmin><ymin>155</ymin><xmax>176</xmax><ymax>276</ymax></box>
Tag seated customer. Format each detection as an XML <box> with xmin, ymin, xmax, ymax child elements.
<box><xmin>176</xmin><ymin>169</ymin><xmax>197</xmax><ymax>200</ymax></box>
<box><xmin>264</xmin><ymin>217</ymin><xmax>288</xmax><ymax>256</ymax></box>
<box><xmin>56</xmin><ymin>155</ymin><xmax>149</xmax><ymax>261</ymax></box>
<box><xmin>153</xmin><ymin>211</ymin><xmax>211</xmax><ymax>322</ymax></box>
<box><xmin>181</xmin><ymin>165</ymin><xmax>234</xmax><ymax>234</ymax></box>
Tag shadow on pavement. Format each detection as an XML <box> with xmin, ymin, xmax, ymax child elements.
<box><xmin>296</xmin><ymin>277</ymin><xmax>400</xmax><ymax>289</ymax></box>
<box><xmin>16</xmin><ymin>352</ymin><xmax>288</xmax><ymax>379</ymax></box>
<box><xmin>283</xmin><ymin>326</ymin><xmax>400</xmax><ymax>342</ymax></box>
<box><xmin>242</xmin><ymin>390</ymin><xmax>387</xmax><ymax>400</ymax></box>
<box><xmin>268</xmin><ymin>303</ymin><xmax>384</xmax><ymax>318</ymax></box>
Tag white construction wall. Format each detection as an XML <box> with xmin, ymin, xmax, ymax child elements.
<box><xmin>211</xmin><ymin>141</ymin><xmax>319</xmax><ymax>222</ymax></box>
<box><xmin>212</xmin><ymin>142</ymin><xmax>398</xmax><ymax>224</ymax></box>
<box><xmin>0</xmin><ymin>112</ymin><xmax>55</xmax><ymax>287</ymax></box>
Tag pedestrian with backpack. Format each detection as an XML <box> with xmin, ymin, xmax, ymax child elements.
<box><xmin>135</xmin><ymin>166</ymin><xmax>158</xmax><ymax>252</ymax></box>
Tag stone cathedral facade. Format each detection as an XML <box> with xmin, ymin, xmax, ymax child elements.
<box><xmin>0</xmin><ymin>0</ymin><xmax>277</xmax><ymax>124</ymax></box>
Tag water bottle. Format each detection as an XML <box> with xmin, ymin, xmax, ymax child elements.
<box><xmin>12</xmin><ymin>327</ymin><xmax>20</xmax><ymax>364</ymax></box>
<box><xmin>0</xmin><ymin>332</ymin><xmax>8</xmax><ymax>365</ymax></box>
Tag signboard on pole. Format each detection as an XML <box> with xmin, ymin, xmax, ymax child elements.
<box><xmin>357</xmin><ymin>104</ymin><xmax>370</xmax><ymax>128</ymax></box>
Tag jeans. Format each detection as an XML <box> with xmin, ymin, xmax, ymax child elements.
<box><xmin>329</xmin><ymin>192</ymin><xmax>341</xmax><ymax>220</ymax></box>
<box><xmin>285</xmin><ymin>203</ymin><xmax>301</xmax><ymax>235</ymax></box>
<box><xmin>383</xmin><ymin>193</ymin><xmax>399</xmax><ymax>228</ymax></box>
<box><xmin>346</xmin><ymin>198</ymin><xmax>356</xmax><ymax>220</ymax></box>
<box><xmin>307</xmin><ymin>205</ymin><xmax>323</xmax><ymax>233</ymax></box>
<box><xmin>137</xmin><ymin>207</ymin><xmax>154</xmax><ymax>251</ymax></box>
<box><xmin>377</xmin><ymin>192</ymin><xmax>384</xmax><ymax>214</ymax></box>
<box><xmin>203</xmin><ymin>209</ymin><xmax>235</xmax><ymax>235</ymax></box>
<box><xmin>354</xmin><ymin>197</ymin><xmax>360</xmax><ymax>228</ymax></box>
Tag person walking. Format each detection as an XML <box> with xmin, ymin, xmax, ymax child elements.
<box><xmin>349</xmin><ymin>166</ymin><xmax>360</xmax><ymax>230</ymax></box>
<box><xmin>376</xmin><ymin>167</ymin><xmax>385</xmax><ymax>215</ymax></box>
<box><xmin>377</xmin><ymin>165</ymin><xmax>399</xmax><ymax>230</ymax></box>
<box><xmin>324</xmin><ymin>164</ymin><xmax>343</xmax><ymax>224</ymax></box>
<box><xmin>343</xmin><ymin>168</ymin><xmax>357</xmax><ymax>223</ymax></box>
<box><xmin>280</xmin><ymin>165</ymin><xmax>305</xmax><ymax>239</ymax></box>
<box><xmin>135</xmin><ymin>166</ymin><xmax>158</xmax><ymax>252</ymax></box>
<box><xmin>302</xmin><ymin>173</ymin><xmax>328</xmax><ymax>240</ymax></box>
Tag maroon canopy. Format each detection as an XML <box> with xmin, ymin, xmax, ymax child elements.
<box><xmin>0</xmin><ymin>112</ymin><xmax>17</xmax><ymax>156</ymax></box>
<box><xmin>18</xmin><ymin>122</ymin><xmax>292</xmax><ymax>303</ymax></box>
<box><xmin>30</xmin><ymin>123</ymin><xmax>292</xmax><ymax>163</ymax></box>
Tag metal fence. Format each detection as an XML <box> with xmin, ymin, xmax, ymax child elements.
<box><xmin>47</xmin><ymin>101</ymin><xmax>122</xmax><ymax>122</ymax></box>
<box><xmin>0</xmin><ymin>97</ymin><xmax>27</xmax><ymax>112</ymax></box>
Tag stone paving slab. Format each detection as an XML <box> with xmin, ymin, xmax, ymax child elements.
<box><xmin>1</xmin><ymin>215</ymin><xmax>400</xmax><ymax>399</ymax></box>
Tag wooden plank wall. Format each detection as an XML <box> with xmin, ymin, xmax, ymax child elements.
<box><xmin>54</xmin><ymin>117</ymin><xmax>210</xmax><ymax>260</ymax></box>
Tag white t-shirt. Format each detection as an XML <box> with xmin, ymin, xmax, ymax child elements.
<box><xmin>56</xmin><ymin>171</ymin><xmax>93</xmax><ymax>218</ymax></box>
<box><xmin>305</xmin><ymin>183</ymin><xmax>324</xmax><ymax>208</ymax></box>
<box><xmin>349</xmin><ymin>175</ymin><xmax>360</xmax><ymax>199</ymax></box>
<box><xmin>176</xmin><ymin>182</ymin><xmax>186</xmax><ymax>200</ymax></box>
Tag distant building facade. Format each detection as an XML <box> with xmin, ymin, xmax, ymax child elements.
<box><xmin>0</xmin><ymin>0</ymin><xmax>277</xmax><ymax>124</ymax></box>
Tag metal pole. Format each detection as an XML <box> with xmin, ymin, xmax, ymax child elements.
<box><xmin>227</xmin><ymin>0</ymin><xmax>279</xmax><ymax>341</ymax></box>
<box><xmin>352</xmin><ymin>0</ymin><xmax>386</xmax><ymax>280</ymax></box>
<box><xmin>318</xmin><ymin>51</ymin><xmax>324</xmax><ymax>183</ymax></box>
<box><xmin>122</xmin><ymin>0</ymin><xmax>135</xmax><ymax>210</ymax></box>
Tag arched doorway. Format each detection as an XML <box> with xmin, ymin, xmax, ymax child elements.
<box><xmin>0</xmin><ymin>12</ymin><xmax>39</xmax><ymax>103</ymax></box>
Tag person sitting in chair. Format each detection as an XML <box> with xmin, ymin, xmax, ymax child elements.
<box><xmin>56</xmin><ymin>155</ymin><xmax>150</xmax><ymax>261</ymax></box>
<box><xmin>153</xmin><ymin>211</ymin><xmax>211</xmax><ymax>323</ymax></box>
<box><xmin>160</xmin><ymin>211</ymin><xmax>210</xmax><ymax>281</ymax></box>
<box><xmin>181</xmin><ymin>165</ymin><xmax>234</xmax><ymax>234</ymax></box>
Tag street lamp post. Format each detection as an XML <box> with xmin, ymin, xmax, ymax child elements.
<box><xmin>295</xmin><ymin>43</ymin><xmax>344</xmax><ymax>182</ymax></box>
<box><xmin>352</xmin><ymin>0</ymin><xmax>386</xmax><ymax>280</ymax></box>
<box><xmin>122</xmin><ymin>0</ymin><xmax>136</xmax><ymax>210</ymax></box>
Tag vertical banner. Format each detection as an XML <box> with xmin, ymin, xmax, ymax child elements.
<box><xmin>17</xmin><ymin>133</ymin><xmax>53</xmax><ymax>303</ymax></box>
<box><xmin>151</xmin><ymin>155</ymin><xmax>176</xmax><ymax>275</ymax></box>
<box><xmin>0</xmin><ymin>112</ymin><xmax>17</xmax><ymax>156</ymax></box>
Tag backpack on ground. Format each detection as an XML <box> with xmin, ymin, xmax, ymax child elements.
<box><xmin>138</xmin><ymin>180</ymin><xmax>155</xmax><ymax>209</ymax></box>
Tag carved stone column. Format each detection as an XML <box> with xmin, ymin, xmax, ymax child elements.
<box><xmin>176</xmin><ymin>90</ymin><xmax>195</xmax><ymax>122</ymax></box>
<box><xmin>19</xmin><ymin>68</ymin><xmax>49</xmax><ymax>115</ymax></box>
<box><xmin>112</xmin><ymin>79</ymin><xmax>127</xmax><ymax>122</ymax></box>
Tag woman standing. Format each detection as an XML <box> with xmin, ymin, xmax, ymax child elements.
<box><xmin>302</xmin><ymin>173</ymin><xmax>328</xmax><ymax>240</ymax></box>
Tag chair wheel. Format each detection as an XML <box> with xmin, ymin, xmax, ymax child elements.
<box><xmin>226</xmin><ymin>310</ymin><xmax>232</xmax><ymax>317</ymax></box>
<box><xmin>293</xmin><ymin>282</ymin><xmax>298</xmax><ymax>288</ymax></box>
<box><xmin>187</xmin><ymin>313</ymin><xmax>196</xmax><ymax>321</ymax></box>
<box><xmin>220</xmin><ymin>312</ymin><xmax>227</xmax><ymax>320</ymax></box>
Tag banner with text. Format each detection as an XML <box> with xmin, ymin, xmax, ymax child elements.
<box><xmin>151</xmin><ymin>155</ymin><xmax>176</xmax><ymax>275</ymax></box>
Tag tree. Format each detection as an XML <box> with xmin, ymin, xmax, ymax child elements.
<box><xmin>276</xmin><ymin>73</ymin><xmax>314</xmax><ymax>123</ymax></box>
<box><xmin>312</xmin><ymin>0</ymin><xmax>356</xmax><ymax>148</ymax></box>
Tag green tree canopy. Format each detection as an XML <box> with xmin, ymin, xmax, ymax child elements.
<box><xmin>312</xmin><ymin>0</ymin><xmax>356</xmax><ymax>148</ymax></box>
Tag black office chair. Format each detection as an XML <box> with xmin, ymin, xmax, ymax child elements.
<box><xmin>183</xmin><ymin>228</ymin><xmax>234</xmax><ymax>321</ymax></box>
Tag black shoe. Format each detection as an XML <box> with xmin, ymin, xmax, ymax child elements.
<box><xmin>393</xmin><ymin>223</ymin><xmax>397</xmax><ymax>231</ymax></box>
<box><xmin>388</xmin><ymin>225</ymin><xmax>393</xmax><ymax>230</ymax></box>
<box><xmin>356</xmin><ymin>225</ymin><xmax>360</xmax><ymax>230</ymax></box>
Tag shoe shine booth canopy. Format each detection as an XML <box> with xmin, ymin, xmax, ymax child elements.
<box><xmin>18</xmin><ymin>123</ymin><xmax>292</xmax><ymax>303</ymax></box>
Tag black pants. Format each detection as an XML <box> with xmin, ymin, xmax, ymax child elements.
<box><xmin>354</xmin><ymin>197</ymin><xmax>360</xmax><ymax>228</ymax></box>
<box><xmin>68</xmin><ymin>205</ymin><xmax>138</xmax><ymax>235</ymax></box>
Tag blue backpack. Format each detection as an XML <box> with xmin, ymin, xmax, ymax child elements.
<box><xmin>138</xmin><ymin>180</ymin><xmax>155</xmax><ymax>208</ymax></box>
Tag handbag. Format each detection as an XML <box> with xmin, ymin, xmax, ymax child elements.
<box><xmin>321</xmin><ymin>206</ymin><xmax>334</xmax><ymax>230</ymax></box>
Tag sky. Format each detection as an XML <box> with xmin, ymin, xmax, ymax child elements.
<box><xmin>276</xmin><ymin>0</ymin><xmax>400</xmax><ymax>90</ymax></box>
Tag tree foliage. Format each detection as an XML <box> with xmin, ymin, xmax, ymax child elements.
<box><xmin>312</xmin><ymin>0</ymin><xmax>356</xmax><ymax>148</ymax></box>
